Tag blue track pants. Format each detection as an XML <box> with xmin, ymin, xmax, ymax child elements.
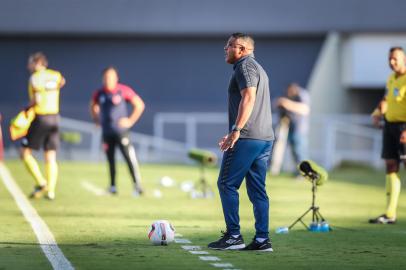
<box><xmin>217</xmin><ymin>138</ymin><xmax>273</xmax><ymax>238</ymax></box>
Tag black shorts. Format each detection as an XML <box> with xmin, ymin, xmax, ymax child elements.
<box><xmin>21</xmin><ymin>114</ymin><xmax>60</xmax><ymax>151</ymax></box>
<box><xmin>102</xmin><ymin>132</ymin><xmax>131</xmax><ymax>150</ymax></box>
<box><xmin>382</xmin><ymin>120</ymin><xmax>406</xmax><ymax>161</ymax></box>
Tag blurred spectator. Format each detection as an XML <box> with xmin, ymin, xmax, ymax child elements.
<box><xmin>90</xmin><ymin>66</ymin><xmax>145</xmax><ymax>196</ymax></box>
<box><xmin>277</xmin><ymin>83</ymin><xmax>310</xmax><ymax>175</ymax></box>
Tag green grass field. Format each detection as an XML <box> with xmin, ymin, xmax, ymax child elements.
<box><xmin>1</xmin><ymin>160</ymin><xmax>406</xmax><ymax>270</ymax></box>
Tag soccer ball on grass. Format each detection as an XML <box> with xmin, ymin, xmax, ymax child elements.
<box><xmin>148</xmin><ymin>220</ymin><xmax>175</xmax><ymax>245</ymax></box>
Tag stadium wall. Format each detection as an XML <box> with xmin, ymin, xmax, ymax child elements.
<box><xmin>0</xmin><ymin>36</ymin><xmax>323</xmax><ymax>149</ymax></box>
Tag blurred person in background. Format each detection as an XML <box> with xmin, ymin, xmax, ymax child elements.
<box><xmin>276</xmin><ymin>83</ymin><xmax>310</xmax><ymax>176</ymax></box>
<box><xmin>90</xmin><ymin>67</ymin><xmax>145</xmax><ymax>196</ymax></box>
<box><xmin>369</xmin><ymin>47</ymin><xmax>406</xmax><ymax>224</ymax></box>
<box><xmin>21</xmin><ymin>52</ymin><xmax>65</xmax><ymax>200</ymax></box>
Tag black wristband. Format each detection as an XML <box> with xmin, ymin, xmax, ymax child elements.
<box><xmin>231</xmin><ymin>124</ymin><xmax>242</xmax><ymax>132</ymax></box>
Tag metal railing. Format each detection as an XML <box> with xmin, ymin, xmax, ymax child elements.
<box><xmin>2</xmin><ymin>113</ymin><xmax>382</xmax><ymax>169</ymax></box>
<box><xmin>310</xmin><ymin>115</ymin><xmax>381</xmax><ymax>169</ymax></box>
<box><xmin>3</xmin><ymin>117</ymin><xmax>189</xmax><ymax>163</ymax></box>
<box><xmin>153</xmin><ymin>112</ymin><xmax>383</xmax><ymax>169</ymax></box>
<box><xmin>59</xmin><ymin>117</ymin><xmax>189</xmax><ymax>163</ymax></box>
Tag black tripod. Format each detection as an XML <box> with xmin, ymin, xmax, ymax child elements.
<box><xmin>193</xmin><ymin>164</ymin><xmax>214</xmax><ymax>198</ymax></box>
<box><xmin>288</xmin><ymin>175</ymin><xmax>331</xmax><ymax>231</ymax></box>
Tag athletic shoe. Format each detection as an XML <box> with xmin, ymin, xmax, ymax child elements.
<box><xmin>45</xmin><ymin>191</ymin><xmax>55</xmax><ymax>200</ymax></box>
<box><xmin>368</xmin><ymin>214</ymin><xmax>396</xmax><ymax>224</ymax></box>
<box><xmin>242</xmin><ymin>238</ymin><xmax>273</xmax><ymax>252</ymax></box>
<box><xmin>29</xmin><ymin>185</ymin><xmax>47</xmax><ymax>199</ymax></box>
<box><xmin>208</xmin><ymin>231</ymin><xmax>245</xmax><ymax>250</ymax></box>
<box><xmin>108</xmin><ymin>186</ymin><xmax>117</xmax><ymax>195</ymax></box>
<box><xmin>133</xmin><ymin>185</ymin><xmax>144</xmax><ymax>197</ymax></box>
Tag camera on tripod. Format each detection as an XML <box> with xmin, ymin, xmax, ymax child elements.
<box><xmin>188</xmin><ymin>148</ymin><xmax>217</xmax><ymax>198</ymax></box>
<box><xmin>276</xmin><ymin>160</ymin><xmax>332</xmax><ymax>233</ymax></box>
<box><xmin>298</xmin><ymin>160</ymin><xmax>328</xmax><ymax>186</ymax></box>
<box><xmin>188</xmin><ymin>148</ymin><xmax>217</xmax><ymax>166</ymax></box>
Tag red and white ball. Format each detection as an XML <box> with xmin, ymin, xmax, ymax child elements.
<box><xmin>148</xmin><ymin>220</ymin><xmax>175</xmax><ymax>245</ymax></box>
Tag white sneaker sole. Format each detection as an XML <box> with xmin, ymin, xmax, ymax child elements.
<box><xmin>208</xmin><ymin>243</ymin><xmax>246</xmax><ymax>250</ymax></box>
<box><xmin>258</xmin><ymin>247</ymin><xmax>274</xmax><ymax>252</ymax></box>
<box><xmin>225</xmin><ymin>244</ymin><xmax>246</xmax><ymax>250</ymax></box>
<box><xmin>242</xmin><ymin>246</ymin><xmax>274</xmax><ymax>252</ymax></box>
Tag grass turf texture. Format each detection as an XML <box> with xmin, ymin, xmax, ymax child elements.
<box><xmin>1</xmin><ymin>160</ymin><xmax>406</xmax><ymax>270</ymax></box>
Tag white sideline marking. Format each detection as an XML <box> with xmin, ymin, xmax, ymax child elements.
<box><xmin>181</xmin><ymin>245</ymin><xmax>201</xmax><ymax>251</ymax></box>
<box><xmin>174</xmin><ymin>238</ymin><xmax>192</xmax><ymax>244</ymax></box>
<box><xmin>178</xmin><ymin>241</ymin><xmax>242</xmax><ymax>269</ymax></box>
<box><xmin>81</xmin><ymin>180</ymin><xmax>107</xmax><ymax>196</ymax></box>
<box><xmin>212</xmin><ymin>263</ymin><xmax>234</xmax><ymax>268</ymax></box>
<box><xmin>199</xmin><ymin>256</ymin><xmax>221</xmax><ymax>261</ymax></box>
<box><xmin>0</xmin><ymin>163</ymin><xmax>74</xmax><ymax>270</ymax></box>
<box><xmin>189</xmin><ymin>250</ymin><xmax>209</xmax><ymax>255</ymax></box>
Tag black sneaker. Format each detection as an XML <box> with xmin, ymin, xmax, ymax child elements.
<box><xmin>368</xmin><ymin>214</ymin><xmax>396</xmax><ymax>224</ymax></box>
<box><xmin>208</xmin><ymin>231</ymin><xmax>245</xmax><ymax>250</ymax></box>
<box><xmin>29</xmin><ymin>185</ymin><xmax>47</xmax><ymax>199</ymax></box>
<box><xmin>242</xmin><ymin>238</ymin><xmax>273</xmax><ymax>252</ymax></box>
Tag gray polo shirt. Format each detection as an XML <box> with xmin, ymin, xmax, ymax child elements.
<box><xmin>228</xmin><ymin>54</ymin><xmax>274</xmax><ymax>141</ymax></box>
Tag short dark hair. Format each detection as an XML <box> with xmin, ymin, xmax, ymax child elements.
<box><xmin>390</xmin><ymin>47</ymin><xmax>404</xmax><ymax>54</ymax></box>
<box><xmin>230</xmin><ymin>32</ymin><xmax>255</xmax><ymax>49</ymax></box>
<box><xmin>102</xmin><ymin>66</ymin><xmax>119</xmax><ymax>76</ymax></box>
<box><xmin>230</xmin><ymin>32</ymin><xmax>250</xmax><ymax>39</ymax></box>
<box><xmin>28</xmin><ymin>52</ymin><xmax>48</xmax><ymax>67</ymax></box>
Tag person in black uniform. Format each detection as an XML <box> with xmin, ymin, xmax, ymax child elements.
<box><xmin>90</xmin><ymin>67</ymin><xmax>145</xmax><ymax>196</ymax></box>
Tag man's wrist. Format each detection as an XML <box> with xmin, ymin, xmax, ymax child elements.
<box><xmin>231</xmin><ymin>124</ymin><xmax>242</xmax><ymax>132</ymax></box>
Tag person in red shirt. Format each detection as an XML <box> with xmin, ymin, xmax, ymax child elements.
<box><xmin>90</xmin><ymin>66</ymin><xmax>145</xmax><ymax>196</ymax></box>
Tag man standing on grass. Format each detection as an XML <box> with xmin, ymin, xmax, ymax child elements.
<box><xmin>20</xmin><ymin>52</ymin><xmax>66</xmax><ymax>200</ymax></box>
<box><xmin>208</xmin><ymin>33</ymin><xmax>274</xmax><ymax>251</ymax></box>
<box><xmin>370</xmin><ymin>47</ymin><xmax>406</xmax><ymax>224</ymax></box>
<box><xmin>90</xmin><ymin>66</ymin><xmax>145</xmax><ymax>196</ymax></box>
<box><xmin>276</xmin><ymin>83</ymin><xmax>310</xmax><ymax>177</ymax></box>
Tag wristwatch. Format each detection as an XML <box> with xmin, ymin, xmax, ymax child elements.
<box><xmin>231</xmin><ymin>124</ymin><xmax>242</xmax><ymax>132</ymax></box>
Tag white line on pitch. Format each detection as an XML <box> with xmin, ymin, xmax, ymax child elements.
<box><xmin>190</xmin><ymin>250</ymin><xmax>209</xmax><ymax>255</ymax></box>
<box><xmin>212</xmin><ymin>263</ymin><xmax>234</xmax><ymax>268</ymax></box>
<box><xmin>81</xmin><ymin>180</ymin><xmax>107</xmax><ymax>196</ymax></box>
<box><xmin>178</xmin><ymin>241</ymin><xmax>242</xmax><ymax>269</ymax></box>
<box><xmin>0</xmin><ymin>163</ymin><xmax>74</xmax><ymax>270</ymax></box>
<box><xmin>199</xmin><ymin>256</ymin><xmax>221</xmax><ymax>261</ymax></box>
<box><xmin>174</xmin><ymin>238</ymin><xmax>192</xmax><ymax>244</ymax></box>
<box><xmin>181</xmin><ymin>245</ymin><xmax>201</xmax><ymax>251</ymax></box>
